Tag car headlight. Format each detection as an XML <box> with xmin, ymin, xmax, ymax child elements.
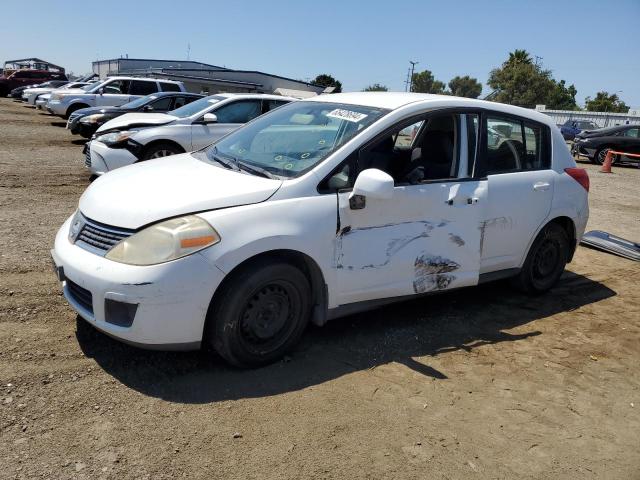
<box><xmin>81</xmin><ymin>114</ymin><xmax>106</xmax><ymax>124</ymax></box>
<box><xmin>50</xmin><ymin>93</ymin><xmax>62</xmax><ymax>101</ymax></box>
<box><xmin>95</xmin><ymin>131</ymin><xmax>132</xmax><ymax>147</ymax></box>
<box><xmin>105</xmin><ymin>215</ymin><xmax>220</xmax><ymax>266</ymax></box>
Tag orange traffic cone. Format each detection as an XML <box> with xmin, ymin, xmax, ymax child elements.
<box><xmin>600</xmin><ymin>151</ymin><xmax>613</xmax><ymax>173</ymax></box>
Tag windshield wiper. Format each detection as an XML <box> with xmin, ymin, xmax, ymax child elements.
<box><xmin>210</xmin><ymin>153</ymin><xmax>239</xmax><ymax>171</ymax></box>
<box><xmin>236</xmin><ymin>160</ymin><xmax>278</xmax><ymax>179</ymax></box>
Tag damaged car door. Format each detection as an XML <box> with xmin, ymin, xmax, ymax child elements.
<box><xmin>334</xmin><ymin>112</ymin><xmax>487</xmax><ymax>305</ymax></box>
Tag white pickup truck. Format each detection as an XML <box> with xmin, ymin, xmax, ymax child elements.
<box><xmin>46</xmin><ymin>76</ymin><xmax>185</xmax><ymax>118</ymax></box>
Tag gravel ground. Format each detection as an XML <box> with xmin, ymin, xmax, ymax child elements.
<box><xmin>1</xmin><ymin>98</ymin><xmax>639</xmax><ymax>479</ymax></box>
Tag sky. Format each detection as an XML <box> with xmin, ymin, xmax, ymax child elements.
<box><xmin>2</xmin><ymin>0</ymin><xmax>639</xmax><ymax>107</ymax></box>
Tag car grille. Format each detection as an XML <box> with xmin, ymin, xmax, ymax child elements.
<box><xmin>66</xmin><ymin>279</ymin><xmax>93</xmax><ymax>313</ymax></box>
<box><xmin>84</xmin><ymin>145</ymin><xmax>92</xmax><ymax>167</ymax></box>
<box><xmin>75</xmin><ymin>216</ymin><xmax>134</xmax><ymax>255</ymax></box>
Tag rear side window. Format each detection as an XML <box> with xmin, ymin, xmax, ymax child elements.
<box><xmin>160</xmin><ymin>82</ymin><xmax>181</xmax><ymax>92</ymax></box>
<box><xmin>148</xmin><ymin>97</ymin><xmax>173</xmax><ymax>110</ymax></box>
<box><xmin>130</xmin><ymin>80</ymin><xmax>158</xmax><ymax>95</ymax></box>
<box><xmin>482</xmin><ymin>114</ymin><xmax>550</xmax><ymax>175</ymax></box>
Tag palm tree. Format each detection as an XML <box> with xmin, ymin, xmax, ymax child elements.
<box><xmin>506</xmin><ymin>49</ymin><xmax>532</xmax><ymax>66</ymax></box>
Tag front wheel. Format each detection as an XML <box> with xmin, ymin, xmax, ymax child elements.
<box><xmin>512</xmin><ymin>223</ymin><xmax>569</xmax><ymax>294</ymax></box>
<box><xmin>207</xmin><ymin>260</ymin><xmax>311</xmax><ymax>368</ymax></box>
<box><xmin>594</xmin><ymin>147</ymin><xmax>617</xmax><ymax>165</ymax></box>
<box><xmin>141</xmin><ymin>142</ymin><xmax>183</xmax><ymax>160</ymax></box>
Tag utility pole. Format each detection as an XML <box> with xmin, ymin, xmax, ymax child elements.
<box><xmin>405</xmin><ymin>61</ymin><xmax>419</xmax><ymax>92</ymax></box>
<box><xmin>187</xmin><ymin>43</ymin><xmax>191</xmax><ymax>60</ymax></box>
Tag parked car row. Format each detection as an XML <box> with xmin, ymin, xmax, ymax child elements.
<box><xmin>35</xmin><ymin>90</ymin><xmax>590</xmax><ymax>367</ymax></box>
<box><xmin>571</xmin><ymin>124</ymin><xmax>640</xmax><ymax>164</ymax></box>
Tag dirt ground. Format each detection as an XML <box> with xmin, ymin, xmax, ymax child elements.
<box><xmin>1</xmin><ymin>97</ymin><xmax>639</xmax><ymax>479</ymax></box>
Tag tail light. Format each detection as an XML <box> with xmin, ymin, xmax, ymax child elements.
<box><xmin>564</xmin><ymin>168</ymin><xmax>589</xmax><ymax>192</ymax></box>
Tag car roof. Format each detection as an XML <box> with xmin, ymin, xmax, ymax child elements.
<box><xmin>147</xmin><ymin>91</ymin><xmax>203</xmax><ymax>98</ymax></box>
<box><xmin>105</xmin><ymin>76</ymin><xmax>182</xmax><ymax>84</ymax></box>
<box><xmin>305</xmin><ymin>92</ymin><xmax>556</xmax><ymax>126</ymax></box>
<box><xmin>213</xmin><ymin>93</ymin><xmax>297</xmax><ymax>101</ymax></box>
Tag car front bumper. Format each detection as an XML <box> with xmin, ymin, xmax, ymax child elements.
<box><xmin>52</xmin><ymin>216</ymin><xmax>225</xmax><ymax>349</ymax></box>
<box><xmin>571</xmin><ymin>142</ymin><xmax>596</xmax><ymax>158</ymax></box>
<box><xmin>88</xmin><ymin>140</ymin><xmax>138</xmax><ymax>175</ymax></box>
<box><xmin>46</xmin><ymin>100</ymin><xmax>67</xmax><ymax>116</ymax></box>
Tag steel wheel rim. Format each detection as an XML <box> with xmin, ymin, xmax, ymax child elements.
<box><xmin>238</xmin><ymin>280</ymin><xmax>301</xmax><ymax>354</ymax></box>
<box><xmin>532</xmin><ymin>238</ymin><xmax>560</xmax><ymax>283</ymax></box>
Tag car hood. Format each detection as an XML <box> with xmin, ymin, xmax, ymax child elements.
<box><xmin>75</xmin><ymin>106</ymin><xmax>122</xmax><ymax>117</ymax></box>
<box><xmin>78</xmin><ymin>153</ymin><xmax>282</xmax><ymax>229</ymax></box>
<box><xmin>56</xmin><ymin>88</ymin><xmax>88</xmax><ymax>95</ymax></box>
<box><xmin>24</xmin><ymin>87</ymin><xmax>51</xmax><ymax>94</ymax></box>
<box><xmin>96</xmin><ymin>112</ymin><xmax>177</xmax><ymax>133</ymax></box>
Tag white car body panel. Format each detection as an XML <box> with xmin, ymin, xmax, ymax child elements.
<box><xmin>79</xmin><ymin>153</ymin><xmax>282</xmax><ymax>229</ymax></box>
<box><xmin>53</xmin><ymin>92</ymin><xmax>589</xmax><ymax>349</ymax></box>
<box><xmin>96</xmin><ymin>112</ymin><xmax>177</xmax><ymax>132</ymax></box>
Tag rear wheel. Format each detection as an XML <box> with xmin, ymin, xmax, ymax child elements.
<box><xmin>141</xmin><ymin>142</ymin><xmax>183</xmax><ymax>160</ymax></box>
<box><xmin>207</xmin><ymin>260</ymin><xmax>311</xmax><ymax>368</ymax></box>
<box><xmin>512</xmin><ymin>223</ymin><xmax>569</xmax><ymax>294</ymax></box>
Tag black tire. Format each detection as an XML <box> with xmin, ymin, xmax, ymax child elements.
<box><xmin>594</xmin><ymin>147</ymin><xmax>618</xmax><ymax>165</ymax></box>
<box><xmin>141</xmin><ymin>142</ymin><xmax>183</xmax><ymax>160</ymax></box>
<box><xmin>512</xmin><ymin>223</ymin><xmax>569</xmax><ymax>295</ymax></box>
<box><xmin>208</xmin><ymin>260</ymin><xmax>311</xmax><ymax>368</ymax></box>
<box><xmin>64</xmin><ymin>103</ymin><xmax>88</xmax><ymax>120</ymax></box>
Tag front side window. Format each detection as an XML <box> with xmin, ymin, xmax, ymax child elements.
<box><xmin>148</xmin><ymin>97</ymin><xmax>173</xmax><ymax>111</ymax></box>
<box><xmin>130</xmin><ymin>80</ymin><xmax>158</xmax><ymax>96</ymax></box>
<box><xmin>624</xmin><ymin>127</ymin><xmax>639</xmax><ymax>138</ymax></box>
<box><xmin>213</xmin><ymin>100</ymin><xmax>262</xmax><ymax>123</ymax></box>
<box><xmin>199</xmin><ymin>101</ymin><xmax>388</xmax><ymax>178</ymax></box>
<box><xmin>102</xmin><ymin>80</ymin><xmax>130</xmax><ymax>94</ymax></box>
<box><xmin>170</xmin><ymin>95</ymin><xmax>224</xmax><ymax>118</ymax></box>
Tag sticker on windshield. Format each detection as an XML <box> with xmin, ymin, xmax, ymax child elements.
<box><xmin>326</xmin><ymin>109</ymin><xmax>368</xmax><ymax>123</ymax></box>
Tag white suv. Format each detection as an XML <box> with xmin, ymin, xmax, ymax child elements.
<box><xmin>52</xmin><ymin>92</ymin><xmax>589</xmax><ymax>368</ymax></box>
<box><xmin>85</xmin><ymin>94</ymin><xmax>293</xmax><ymax>175</ymax></box>
<box><xmin>46</xmin><ymin>76</ymin><xmax>185</xmax><ymax>118</ymax></box>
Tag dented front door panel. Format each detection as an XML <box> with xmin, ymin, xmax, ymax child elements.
<box><xmin>335</xmin><ymin>180</ymin><xmax>487</xmax><ymax>305</ymax></box>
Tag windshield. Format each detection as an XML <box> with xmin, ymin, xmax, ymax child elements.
<box><xmin>198</xmin><ymin>101</ymin><xmax>388</xmax><ymax>178</ymax></box>
<box><xmin>119</xmin><ymin>94</ymin><xmax>158</xmax><ymax>109</ymax></box>
<box><xmin>169</xmin><ymin>95</ymin><xmax>224</xmax><ymax>118</ymax></box>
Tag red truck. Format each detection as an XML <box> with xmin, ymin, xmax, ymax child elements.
<box><xmin>0</xmin><ymin>69</ymin><xmax>68</xmax><ymax>97</ymax></box>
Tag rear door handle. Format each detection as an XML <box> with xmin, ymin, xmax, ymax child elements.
<box><xmin>533</xmin><ymin>182</ymin><xmax>550</xmax><ymax>191</ymax></box>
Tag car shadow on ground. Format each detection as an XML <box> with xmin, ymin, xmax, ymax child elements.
<box><xmin>76</xmin><ymin>270</ymin><xmax>615</xmax><ymax>404</ymax></box>
<box><xmin>70</xmin><ymin>139</ymin><xmax>87</xmax><ymax>146</ymax></box>
<box><xmin>50</xmin><ymin>121</ymin><xmax>67</xmax><ymax>128</ymax></box>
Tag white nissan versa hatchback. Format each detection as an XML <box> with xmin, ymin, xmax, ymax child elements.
<box><xmin>52</xmin><ymin>93</ymin><xmax>589</xmax><ymax>368</ymax></box>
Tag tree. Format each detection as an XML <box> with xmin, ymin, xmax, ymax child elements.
<box><xmin>506</xmin><ymin>49</ymin><xmax>532</xmax><ymax>66</ymax></box>
<box><xmin>411</xmin><ymin>70</ymin><xmax>445</xmax><ymax>94</ymax></box>
<box><xmin>488</xmin><ymin>61</ymin><xmax>554</xmax><ymax>108</ymax></box>
<box><xmin>363</xmin><ymin>83</ymin><xmax>388</xmax><ymax>92</ymax></box>
<box><xmin>585</xmin><ymin>91</ymin><xmax>629</xmax><ymax>113</ymax></box>
<box><xmin>448</xmin><ymin>75</ymin><xmax>482</xmax><ymax>98</ymax></box>
<box><xmin>312</xmin><ymin>74</ymin><xmax>342</xmax><ymax>93</ymax></box>
<box><xmin>546</xmin><ymin>79</ymin><xmax>578</xmax><ymax>110</ymax></box>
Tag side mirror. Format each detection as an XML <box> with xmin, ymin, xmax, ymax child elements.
<box><xmin>202</xmin><ymin>113</ymin><xmax>218</xmax><ymax>124</ymax></box>
<box><xmin>349</xmin><ymin>169</ymin><xmax>394</xmax><ymax>209</ymax></box>
<box><xmin>142</xmin><ymin>105</ymin><xmax>154</xmax><ymax>112</ymax></box>
<box><xmin>98</xmin><ymin>87</ymin><xmax>104</xmax><ymax>95</ymax></box>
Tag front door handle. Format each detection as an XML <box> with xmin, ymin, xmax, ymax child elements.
<box><xmin>533</xmin><ymin>182</ymin><xmax>550</xmax><ymax>191</ymax></box>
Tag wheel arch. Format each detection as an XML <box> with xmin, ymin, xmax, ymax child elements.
<box><xmin>65</xmin><ymin>102</ymin><xmax>90</xmax><ymax>117</ymax></box>
<box><xmin>521</xmin><ymin>215</ymin><xmax>577</xmax><ymax>268</ymax></box>
<box><xmin>138</xmin><ymin>139</ymin><xmax>186</xmax><ymax>160</ymax></box>
<box><xmin>204</xmin><ymin>249</ymin><xmax>328</xmax><ymax>344</ymax></box>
